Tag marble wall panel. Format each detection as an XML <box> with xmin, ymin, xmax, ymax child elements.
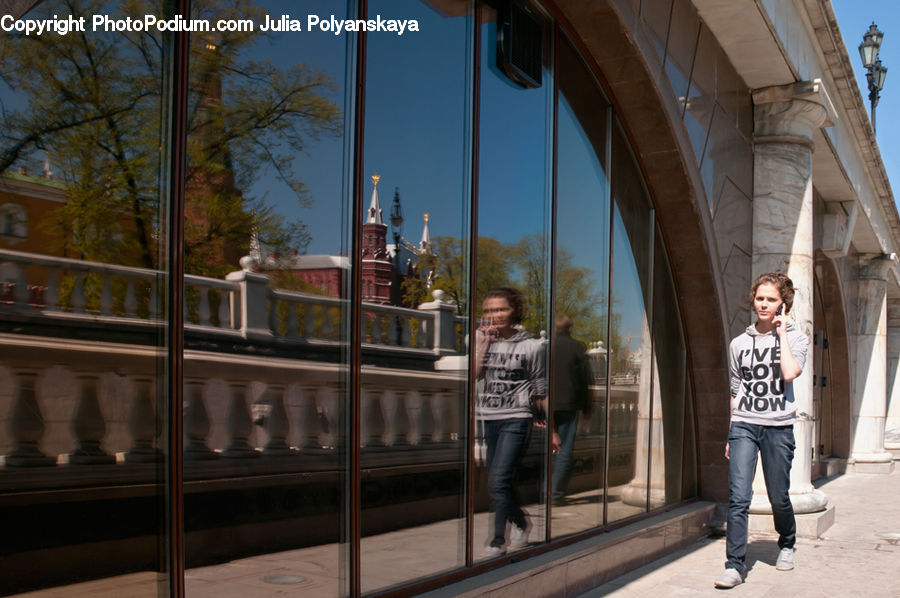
<box><xmin>663</xmin><ymin>0</ymin><xmax>700</xmax><ymax>113</ymax></box>
<box><xmin>712</xmin><ymin>180</ymin><xmax>752</xmax><ymax>268</ymax></box>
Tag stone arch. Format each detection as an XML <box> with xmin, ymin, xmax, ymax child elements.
<box><xmin>551</xmin><ymin>1</ymin><xmax>731</xmax><ymax>500</ymax></box>
<box><xmin>815</xmin><ymin>252</ymin><xmax>852</xmax><ymax>459</ymax></box>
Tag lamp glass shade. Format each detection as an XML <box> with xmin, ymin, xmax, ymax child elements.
<box><xmin>860</xmin><ymin>39</ymin><xmax>877</xmax><ymax>67</ymax></box>
<box><xmin>875</xmin><ymin>64</ymin><xmax>888</xmax><ymax>91</ymax></box>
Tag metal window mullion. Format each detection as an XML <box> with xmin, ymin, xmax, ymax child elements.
<box><xmin>465</xmin><ymin>0</ymin><xmax>483</xmax><ymax>569</ymax></box>
<box><xmin>165</xmin><ymin>0</ymin><xmax>190</xmax><ymax>594</ymax></box>
<box><xmin>602</xmin><ymin>105</ymin><xmax>613</xmax><ymax>528</ymax></box>
<box><xmin>350</xmin><ymin>0</ymin><xmax>368</xmax><ymax>594</ymax></box>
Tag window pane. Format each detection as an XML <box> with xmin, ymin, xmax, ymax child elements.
<box><xmin>551</xmin><ymin>35</ymin><xmax>610</xmax><ymax>537</ymax></box>
<box><xmin>181</xmin><ymin>1</ymin><xmax>352</xmax><ymax>596</ymax></box>
<box><xmin>474</xmin><ymin>0</ymin><xmax>552</xmax><ymax>560</ymax></box>
<box><xmin>359</xmin><ymin>0</ymin><xmax>472</xmax><ymax>592</ymax></box>
<box><xmin>608</xmin><ymin>122</ymin><xmax>653</xmax><ymax>523</ymax></box>
<box><xmin>649</xmin><ymin>226</ymin><xmax>685</xmax><ymax>507</ymax></box>
<box><xmin>0</xmin><ymin>0</ymin><xmax>169</xmax><ymax>593</ymax></box>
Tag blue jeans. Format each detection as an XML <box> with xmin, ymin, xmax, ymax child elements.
<box><xmin>484</xmin><ymin>417</ymin><xmax>531</xmax><ymax>548</ymax></box>
<box><xmin>552</xmin><ymin>410</ymin><xmax>578</xmax><ymax>502</ymax></box>
<box><xmin>726</xmin><ymin>422</ymin><xmax>796</xmax><ymax>573</ymax></box>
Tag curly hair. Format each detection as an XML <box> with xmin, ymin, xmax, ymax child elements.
<box><xmin>749</xmin><ymin>272</ymin><xmax>795</xmax><ymax>313</ymax></box>
<box><xmin>483</xmin><ymin>286</ymin><xmax>526</xmax><ymax>325</ymax></box>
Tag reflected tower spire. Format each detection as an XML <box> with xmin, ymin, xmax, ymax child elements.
<box><xmin>420</xmin><ymin>212</ymin><xmax>431</xmax><ymax>251</ymax></box>
<box><xmin>367</xmin><ymin>174</ymin><xmax>383</xmax><ymax>224</ymax></box>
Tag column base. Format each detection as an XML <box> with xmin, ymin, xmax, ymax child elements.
<box><xmin>620</xmin><ymin>483</ymin><xmax>665</xmax><ymax>509</ymax></box>
<box><xmin>749</xmin><ymin>488</ymin><xmax>828</xmax><ymax>514</ymax></box>
<box><xmin>748</xmin><ymin>504</ymin><xmax>835</xmax><ymax>538</ymax></box>
<box><xmin>883</xmin><ymin>441</ymin><xmax>900</xmax><ymax>461</ymax></box>
<box><xmin>850</xmin><ymin>452</ymin><xmax>895</xmax><ymax>473</ymax></box>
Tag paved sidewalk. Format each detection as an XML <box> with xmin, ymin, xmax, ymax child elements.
<box><xmin>578</xmin><ymin>467</ymin><xmax>900</xmax><ymax>597</ymax></box>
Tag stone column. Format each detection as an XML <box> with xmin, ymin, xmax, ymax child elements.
<box><xmin>749</xmin><ymin>81</ymin><xmax>831</xmax><ymax>514</ymax></box>
<box><xmin>887</xmin><ymin>299</ymin><xmax>900</xmax><ymax>458</ymax></box>
<box><xmin>850</xmin><ymin>256</ymin><xmax>895</xmax><ymax>472</ymax></box>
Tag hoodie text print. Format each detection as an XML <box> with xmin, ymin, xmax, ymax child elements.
<box><xmin>729</xmin><ymin>321</ymin><xmax>809</xmax><ymax>426</ymax></box>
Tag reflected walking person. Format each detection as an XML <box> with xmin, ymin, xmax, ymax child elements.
<box><xmin>475</xmin><ymin>287</ymin><xmax>546</xmax><ymax>558</ymax></box>
<box><xmin>550</xmin><ymin>314</ymin><xmax>592</xmax><ymax>505</ymax></box>
<box><xmin>715</xmin><ymin>272</ymin><xmax>809</xmax><ymax>588</ymax></box>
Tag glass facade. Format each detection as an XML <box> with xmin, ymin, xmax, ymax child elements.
<box><xmin>0</xmin><ymin>1</ymin><xmax>696</xmax><ymax>596</ymax></box>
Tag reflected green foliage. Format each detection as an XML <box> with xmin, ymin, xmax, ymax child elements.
<box><xmin>400</xmin><ymin>232</ymin><xmax>610</xmax><ymax>343</ymax></box>
<box><xmin>0</xmin><ymin>0</ymin><xmax>341</xmax><ymax>276</ymax></box>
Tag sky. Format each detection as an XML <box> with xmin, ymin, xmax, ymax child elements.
<box><xmin>833</xmin><ymin>1</ymin><xmax>900</xmax><ymax>203</ymax></box>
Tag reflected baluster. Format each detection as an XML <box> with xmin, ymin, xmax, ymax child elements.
<box><xmin>405</xmin><ymin>389</ymin><xmax>433</xmax><ymax>446</ymax></box>
<box><xmin>430</xmin><ymin>391</ymin><xmax>448</xmax><ymax>443</ymax></box>
<box><xmin>184</xmin><ymin>379</ymin><xmax>216</xmax><ymax>460</ymax></box>
<box><xmin>297</xmin><ymin>385</ymin><xmax>323</xmax><ymax>450</ymax></box>
<box><xmin>262</xmin><ymin>384</ymin><xmax>291</xmax><ymax>455</ymax></box>
<box><xmin>148</xmin><ymin>279</ymin><xmax>159</xmax><ymax>318</ymax></box>
<box><xmin>125</xmin><ymin>377</ymin><xmax>162</xmax><ymax>463</ymax></box>
<box><xmin>71</xmin><ymin>273</ymin><xmax>86</xmax><ymax>313</ymax></box>
<box><xmin>45</xmin><ymin>267</ymin><xmax>59</xmax><ymax>310</ymax></box>
<box><xmin>5</xmin><ymin>370</ymin><xmax>55</xmax><ymax>467</ymax></box>
<box><xmin>197</xmin><ymin>288</ymin><xmax>211</xmax><ymax>325</ymax></box>
<box><xmin>381</xmin><ymin>388</ymin><xmax>409</xmax><ymax>447</ymax></box>
<box><xmin>99</xmin><ymin>276</ymin><xmax>113</xmax><ymax>315</ymax></box>
<box><xmin>69</xmin><ymin>373</ymin><xmax>115</xmax><ymax>464</ymax></box>
<box><xmin>124</xmin><ymin>279</ymin><xmax>138</xmax><ymax>317</ymax></box>
<box><xmin>11</xmin><ymin>262</ymin><xmax>27</xmax><ymax>305</ymax></box>
<box><xmin>223</xmin><ymin>380</ymin><xmax>259</xmax><ymax>458</ymax></box>
<box><xmin>317</xmin><ymin>384</ymin><xmax>340</xmax><ymax>450</ymax></box>
<box><xmin>218</xmin><ymin>290</ymin><xmax>230</xmax><ymax>328</ymax></box>
<box><xmin>360</xmin><ymin>387</ymin><xmax>384</xmax><ymax>449</ymax></box>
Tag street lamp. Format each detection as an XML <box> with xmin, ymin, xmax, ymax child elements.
<box><xmin>859</xmin><ymin>23</ymin><xmax>888</xmax><ymax>134</ymax></box>
<box><xmin>390</xmin><ymin>188</ymin><xmax>404</xmax><ymax>344</ymax></box>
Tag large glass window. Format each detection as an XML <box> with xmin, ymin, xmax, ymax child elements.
<box><xmin>0</xmin><ymin>0</ymin><xmax>170</xmax><ymax>594</ymax></box>
<box><xmin>551</xmin><ymin>35</ymin><xmax>610</xmax><ymax>536</ymax></box>
<box><xmin>473</xmin><ymin>0</ymin><xmax>553</xmax><ymax>560</ymax></box>
<box><xmin>608</xmin><ymin>122</ymin><xmax>654</xmax><ymax>523</ymax></box>
<box><xmin>649</xmin><ymin>226</ymin><xmax>686</xmax><ymax>507</ymax></box>
<box><xmin>181</xmin><ymin>1</ymin><xmax>352</xmax><ymax>596</ymax></box>
<box><xmin>0</xmin><ymin>2</ymin><xmax>699</xmax><ymax>593</ymax></box>
<box><xmin>359</xmin><ymin>0</ymin><xmax>473</xmax><ymax>592</ymax></box>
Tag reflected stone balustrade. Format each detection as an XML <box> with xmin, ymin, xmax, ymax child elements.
<box><xmin>0</xmin><ymin>247</ymin><xmax>640</xmax><ymax>522</ymax></box>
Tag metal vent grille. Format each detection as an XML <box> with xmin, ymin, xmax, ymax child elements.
<box><xmin>498</xmin><ymin>1</ymin><xmax>543</xmax><ymax>89</ymax></box>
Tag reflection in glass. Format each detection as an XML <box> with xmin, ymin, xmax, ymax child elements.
<box><xmin>182</xmin><ymin>1</ymin><xmax>350</xmax><ymax>596</ymax></box>
<box><xmin>0</xmin><ymin>0</ymin><xmax>168</xmax><ymax>594</ymax></box>
<box><xmin>649</xmin><ymin>227</ymin><xmax>685</xmax><ymax>507</ymax></box>
<box><xmin>608</xmin><ymin>123</ymin><xmax>654</xmax><ymax>523</ymax></box>
<box><xmin>474</xmin><ymin>1</ymin><xmax>552</xmax><ymax>558</ymax></box>
<box><xmin>551</xmin><ymin>35</ymin><xmax>610</xmax><ymax>537</ymax></box>
<box><xmin>359</xmin><ymin>0</ymin><xmax>472</xmax><ymax>592</ymax></box>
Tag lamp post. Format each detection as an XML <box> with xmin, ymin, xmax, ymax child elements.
<box><xmin>859</xmin><ymin>22</ymin><xmax>888</xmax><ymax>134</ymax></box>
<box><xmin>390</xmin><ymin>188</ymin><xmax>404</xmax><ymax>344</ymax></box>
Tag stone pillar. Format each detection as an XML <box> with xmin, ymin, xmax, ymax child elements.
<box><xmin>850</xmin><ymin>256</ymin><xmax>895</xmax><ymax>472</ymax></box>
<box><xmin>887</xmin><ymin>300</ymin><xmax>900</xmax><ymax>459</ymax></box>
<box><xmin>749</xmin><ymin>81</ymin><xmax>831</xmax><ymax>514</ymax></box>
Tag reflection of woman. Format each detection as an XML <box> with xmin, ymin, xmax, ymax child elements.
<box><xmin>475</xmin><ymin>287</ymin><xmax>546</xmax><ymax>558</ymax></box>
<box><xmin>715</xmin><ymin>272</ymin><xmax>808</xmax><ymax>589</ymax></box>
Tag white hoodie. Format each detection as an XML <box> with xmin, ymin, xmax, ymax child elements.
<box><xmin>476</xmin><ymin>327</ymin><xmax>547</xmax><ymax>420</ymax></box>
<box><xmin>729</xmin><ymin>321</ymin><xmax>809</xmax><ymax>426</ymax></box>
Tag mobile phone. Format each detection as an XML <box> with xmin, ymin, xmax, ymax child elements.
<box><xmin>776</xmin><ymin>304</ymin><xmax>783</xmax><ymax>315</ymax></box>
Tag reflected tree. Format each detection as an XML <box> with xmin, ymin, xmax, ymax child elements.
<box><xmin>0</xmin><ymin>0</ymin><xmax>341</xmax><ymax>275</ymax></box>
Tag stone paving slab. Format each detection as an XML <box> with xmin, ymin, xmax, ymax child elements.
<box><xmin>578</xmin><ymin>468</ymin><xmax>900</xmax><ymax>598</ymax></box>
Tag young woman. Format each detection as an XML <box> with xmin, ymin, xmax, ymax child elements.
<box><xmin>475</xmin><ymin>286</ymin><xmax>546</xmax><ymax>558</ymax></box>
<box><xmin>715</xmin><ymin>272</ymin><xmax>809</xmax><ymax>588</ymax></box>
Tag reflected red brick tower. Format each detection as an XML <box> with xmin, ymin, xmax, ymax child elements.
<box><xmin>361</xmin><ymin>174</ymin><xmax>395</xmax><ymax>304</ymax></box>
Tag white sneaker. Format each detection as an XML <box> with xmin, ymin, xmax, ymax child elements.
<box><xmin>508</xmin><ymin>523</ymin><xmax>529</xmax><ymax>549</ymax></box>
<box><xmin>714</xmin><ymin>568</ymin><xmax>743</xmax><ymax>588</ymax></box>
<box><xmin>480</xmin><ymin>545</ymin><xmax>506</xmax><ymax>559</ymax></box>
<box><xmin>776</xmin><ymin>547</ymin><xmax>795</xmax><ymax>570</ymax></box>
